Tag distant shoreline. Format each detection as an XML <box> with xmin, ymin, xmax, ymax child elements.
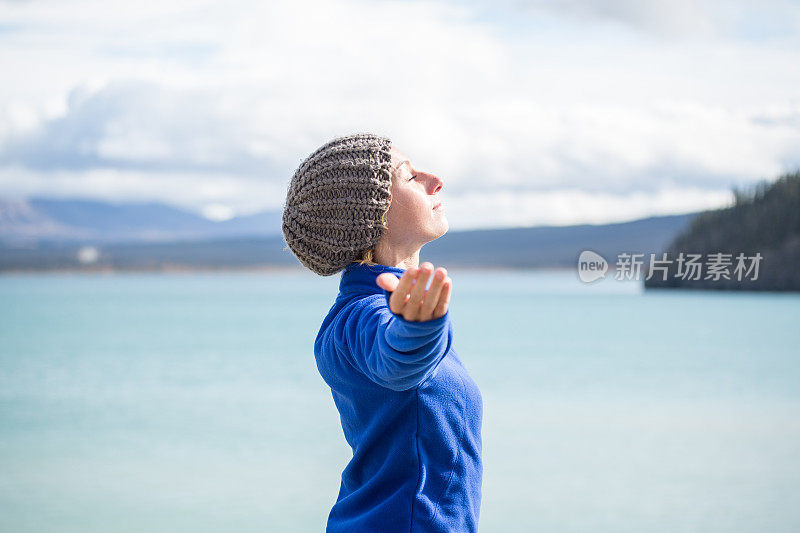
<box><xmin>0</xmin><ymin>264</ymin><xmax>577</xmax><ymax>275</ymax></box>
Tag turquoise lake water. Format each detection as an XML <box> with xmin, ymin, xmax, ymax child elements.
<box><xmin>1</xmin><ymin>269</ymin><xmax>799</xmax><ymax>532</ymax></box>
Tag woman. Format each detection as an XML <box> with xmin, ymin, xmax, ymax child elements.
<box><xmin>282</xmin><ymin>133</ymin><xmax>483</xmax><ymax>532</ymax></box>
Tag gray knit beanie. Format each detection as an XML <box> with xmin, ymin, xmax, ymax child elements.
<box><xmin>281</xmin><ymin>133</ymin><xmax>393</xmax><ymax>276</ymax></box>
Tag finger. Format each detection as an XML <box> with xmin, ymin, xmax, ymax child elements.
<box><xmin>432</xmin><ymin>277</ymin><xmax>452</xmax><ymax>319</ymax></box>
<box><xmin>404</xmin><ymin>262</ymin><xmax>433</xmax><ymax>321</ymax></box>
<box><xmin>376</xmin><ymin>272</ymin><xmax>399</xmax><ymax>292</ymax></box>
<box><xmin>389</xmin><ymin>267</ymin><xmax>418</xmax><ymax>315</ymax></box>
<box><xmin>419</xmin><ymin>267</ymin><xmax>447</xmax><ymax>320</ymax></box>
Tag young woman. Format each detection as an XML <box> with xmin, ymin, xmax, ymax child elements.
<box><xmin>282</xmin><ymin>133</ymin><xmax>483</xmax><ymax>532</ymax></box>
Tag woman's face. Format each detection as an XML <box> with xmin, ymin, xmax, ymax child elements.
<box><xmin>383</xmin><ymin>145</ymin><xmax>448</xmax><ymax>249</ymax></box>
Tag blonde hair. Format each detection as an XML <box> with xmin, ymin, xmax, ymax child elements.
<box><xmin>355</xmin><ymin>247</ymin><xmax>378</xmax><ymax>266</ymax></box>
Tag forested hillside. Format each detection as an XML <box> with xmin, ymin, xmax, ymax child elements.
<box><xmin>644</xmin><ymin>171</ymin><xmax>800</xmax><ymax>291</ymax></box>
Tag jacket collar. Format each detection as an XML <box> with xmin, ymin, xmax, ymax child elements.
<box><xmin>338</xmin><ymin>262</ymin><xmax>407</xmax><ymax>296</ymax></box>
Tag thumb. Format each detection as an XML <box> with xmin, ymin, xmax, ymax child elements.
<box><xmin>376</xmin><ymin>273</ymin><xmax>399</xmax><ymax>292</ymax></box>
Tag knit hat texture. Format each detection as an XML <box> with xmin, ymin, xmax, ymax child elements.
<box><xmin>282</xmin><ymin>133</ymin><xmax>393</xmax><ymax>276</ymax></box>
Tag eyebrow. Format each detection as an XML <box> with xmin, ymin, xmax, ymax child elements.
<box><xmin>394</xmin><ymin>159</ymin><xmax>411</xmax><ymax>172</ymax></box>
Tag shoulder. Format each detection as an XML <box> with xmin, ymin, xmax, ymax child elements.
<box><xmin>319</xmin><ymin>294</ymin><xmax>390</xmax><ymax>360</ymax></box>
<box><xmin>320</xmin><ymin>293</ymin><xmax>389</xmax><ymax>340</ymax></box>
<box><xmin>336</xmin><ymin>294</ymin><xmax>391</xmax><ymax>332</ymax></box>
<box><xmin>340</xmin><ymin>293</ymin><xmax>387</xmax><ymax>316</ymax></box>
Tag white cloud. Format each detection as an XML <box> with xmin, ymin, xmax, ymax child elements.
<box><xmin>442</xmin><ymin>186</ymin><xmax>734</xmax><ymax>229</ymax></box>
<box><xmin>201</xmin><ymin>203</ymin><xmax>236</xmax><ymax>222</ymax></box>
<box><xmin>492</xmin><ymin>0</ymin><xmax>800</xmax><ymax>40</ymax></box>
<box><xmin>0</xmin><ymin>164</ymin><xmax>285</xmax><ymax>216</ymax></box>
<box><xmin>0</xmin><ymin>0</ymin><xmax>798</xmax><ymax>228</ymax></box>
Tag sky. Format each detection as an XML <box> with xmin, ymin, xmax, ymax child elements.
<box><xmin>1</xmin><ymin>0</ymin><xmax>799</xmax><ymax>229</ymax></box>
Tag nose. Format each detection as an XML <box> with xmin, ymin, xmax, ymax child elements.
<box><xmin>425</xmin><ymin>172</ymin><xmax>443</xmax><ymax>195</ymax></box>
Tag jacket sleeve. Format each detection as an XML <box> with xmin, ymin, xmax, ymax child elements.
<box><xmin>336</xmin><ymin>289</ymin><xmax>453</xmax><ymax>391</ymax></box>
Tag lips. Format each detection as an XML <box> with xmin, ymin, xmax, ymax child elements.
<box><xmin>433</xmin><ymin>201</ymin><xmax>443</xmax><ymax>210</ymax></box>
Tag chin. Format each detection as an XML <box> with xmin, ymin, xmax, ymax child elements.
<box><xmin>433</xmin><ymin>219</ymin><xmax>449</xmax><ymax>239</ymax></box>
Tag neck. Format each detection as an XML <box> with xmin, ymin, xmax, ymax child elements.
<box><xmin>372</xmin><ymin>240</ymin><xmax>422</xmax><ymax>270</ymax></box>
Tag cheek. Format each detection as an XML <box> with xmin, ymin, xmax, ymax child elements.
<box><xmin>403</xmin><ymin>193</ymin><xmax>430</xmax><ymax>221</ymax></box>
<box><xmin>388</xmin><ymin>190</ymin><xmax>428</xmax><ymax>227</ymax></box>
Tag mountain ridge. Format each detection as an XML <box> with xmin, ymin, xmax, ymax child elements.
<box><xmin>0</xmin><ymin>197</ymin><xmax>283</xmax><ymax>245</ymax></box>
<box><xmin>0</xmin><ymin>196</ymin><xmax>698</xmax><ymax>271</ymax></box>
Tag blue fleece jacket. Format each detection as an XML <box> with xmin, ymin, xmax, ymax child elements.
<box><xmin>314</xmin><ymin>262</ymin><xmax>483</xmax><ymax>532</ymax></box>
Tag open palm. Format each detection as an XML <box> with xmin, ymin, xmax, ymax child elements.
<box><xmin>376</xmin><ymin>262</ymin><xmax>452</xmax><ymax>322</ymax></box>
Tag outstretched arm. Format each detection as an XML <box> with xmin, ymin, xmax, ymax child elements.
<box><xmin>339</xmin><ymin>263</ymin><xmax>454</xmax><ymax>391</ymax></box>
